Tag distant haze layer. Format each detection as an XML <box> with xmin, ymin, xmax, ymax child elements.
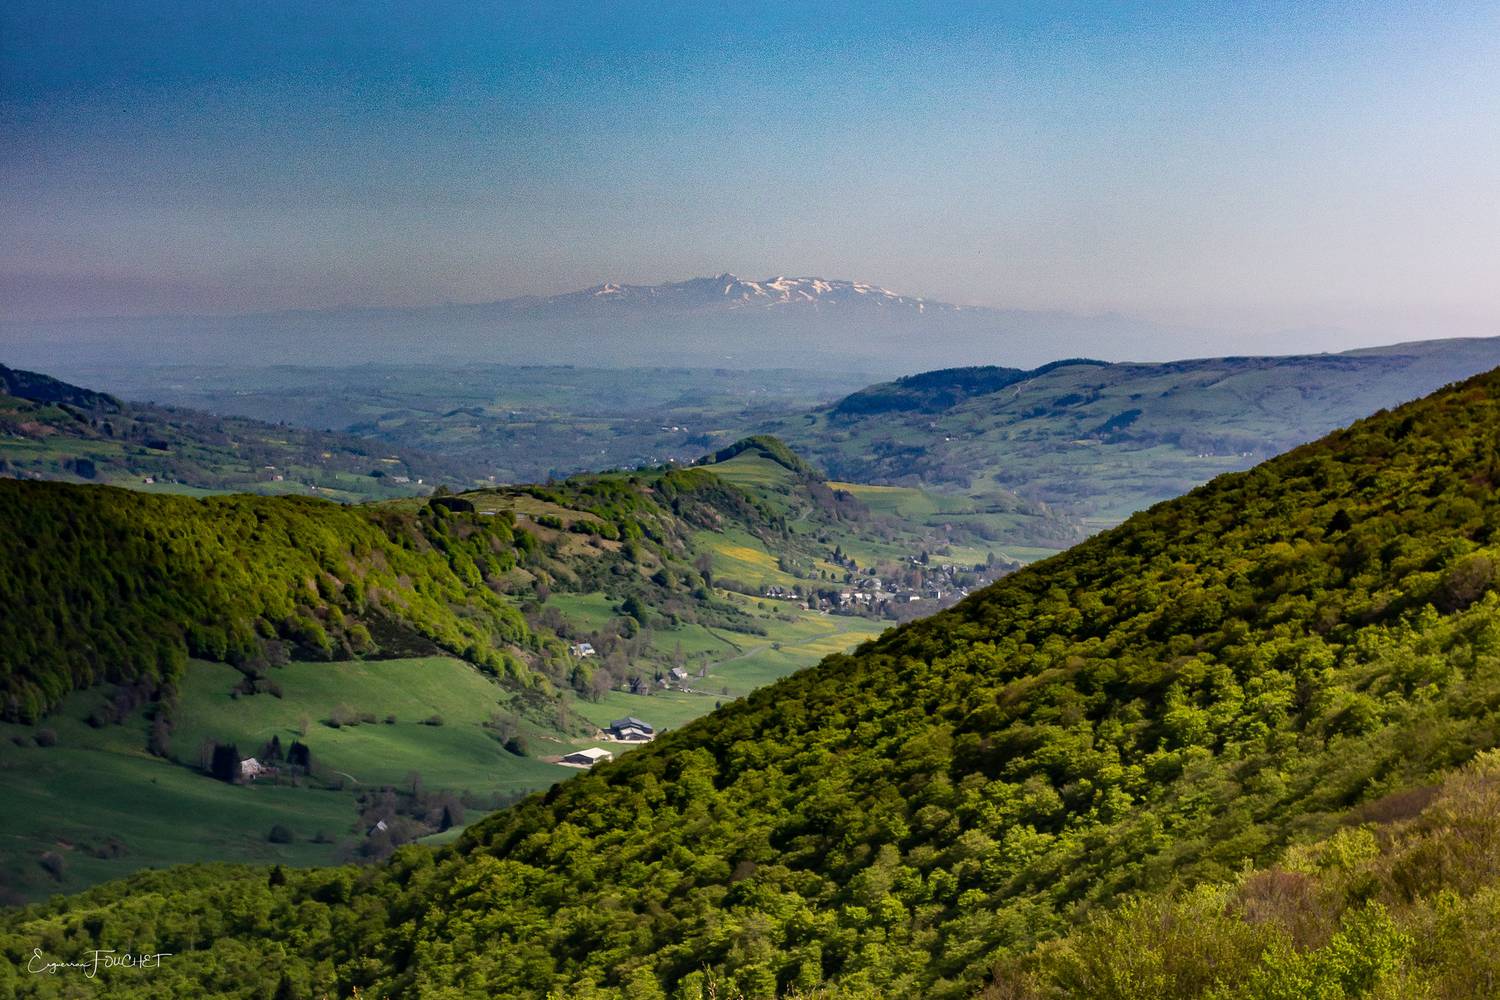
<box><xmin>1</xmin><ymin>273</ymin><xmax>1453</xmax><ymax>377</ymax></box>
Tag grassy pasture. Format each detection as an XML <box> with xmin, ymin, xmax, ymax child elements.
<box><xmin>0</xmin><ymin>603</ymin><xmax>884</xmax><ymax>903</ymax></box>
<box><xmin>0</xmin><ymin>657</ymin><xmax>563</xmax><ymax>903</ymax></box>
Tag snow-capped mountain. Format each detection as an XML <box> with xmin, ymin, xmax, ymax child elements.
<box><xmin>485</xmin><ymin>273</ymin><xmax>967</xmax><ymax>319</ymax></box>
<box><xmin>3</xmin><ymin>273</ymin><xmax>1193</xmax><ymax>373</ymax></box>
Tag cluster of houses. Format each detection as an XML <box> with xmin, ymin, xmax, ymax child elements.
<box><xmin>763</xmin><ymin>577</ymin><xmax>972</xmax><ymax>617</ymax></box>
<box><xmin>760</xmin><ymin>557</ymin><xmax>1014</xmax><ymax>620</ymax></box>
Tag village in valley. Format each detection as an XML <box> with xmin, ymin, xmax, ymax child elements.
<box><xmin>760</xmin><ymin>545</ymin><xmax>1016</xmax><ymax>622</ymax></box>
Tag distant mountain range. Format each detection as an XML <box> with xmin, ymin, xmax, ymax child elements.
<box><xmin>3</xmin><ymin>273</ymin><xmax>1206</xmax><ymax>374</ymax></box>
<box><xmin>487</xmin><ymin>273</ymin><xmax>967</xmax><ymax>318</ymax></box>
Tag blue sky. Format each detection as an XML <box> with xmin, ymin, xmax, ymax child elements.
<box><xmin>2</xmin><ymin>1</ymin><xmax>1498</xmax><ymax>344</ymax></box>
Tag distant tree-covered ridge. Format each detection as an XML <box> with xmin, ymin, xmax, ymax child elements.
<box><xmin>0</xmin><ymin>362</ymin><xmax>468</xmax><ymax>500</ymax></box>
<box><xmin>765</xmin><ymin>339</ymin><xmax>1500</xmax><ymax>522</ymax></box>
<box><xmin>4</xmin><ymin>370</ymin><xmax>1499</xmax><ymax>997</ymax></box>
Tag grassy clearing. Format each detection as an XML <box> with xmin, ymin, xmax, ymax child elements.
<box><xmin>829</xmin><ymin>481</ymin><xmax>944</xmax><ymax>519</ymax></box>
<box><xmin>0</xmin><ymin>684</ymin><xmax>350</xmax><ymax>902</ymax></box>
<box><xmin>703</xmin><ymin>452</ymin><xmax>797</xmax><ymax>491</ymax></box>
<box><xmin>168</xmin><ymin>659</ymin><xmax>564</xmax><ymax>792</ymax></box>
<box><xmin>571</xmin><ymin>689</ymin><xmax>718</xmax><ymax>734</ymax></box>
<box><xmin>567</xmin><ymin>601</ymin><xmax>885</xmax><ymax>734</ymax></box>
<box><xmin>547</xmin><ymin>591</ymin><xmax>624</xmax><ymax>632</ymax></box>
<box><xmin>696</xmin><ymin>527</ymin><xmax>803</xmax><ymax>588</ymax></box>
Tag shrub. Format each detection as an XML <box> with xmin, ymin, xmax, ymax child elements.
<box><xmin>268</xmin><ymin>825</ymin><xmax>295</xmax><ymax>844</ymax></box>
<box><xmin>423</xmin><ymin>714</ymin><xmax>444</xmax><ymax>727</ymax></box>
<box><xmin>1438</xmin><ymin>553</ymin><xmax>1495</xmax><ymax>612</ymax></box>
<box><xmin>37</xmin><ymin>851</ymin><xmax>65</xmax><ymax>881</ymax></box>
<box><xmin>33</xmin><ymin>727</ymin><xmax>57</xmax><ymax>747</ymax></box>
<box><xmin>327</xmin><ymin>704</ymin><xmax>359</xmax><ymax>728</ymax></box>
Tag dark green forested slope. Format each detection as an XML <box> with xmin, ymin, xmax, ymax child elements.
<box><xmin>0</xmin><ymin>482</ymin><xmax>534</xmax><ymax>721</ymax></box>
<box><xmin>6</xmin><ymin>372</ymin><xmax>1500</xmax><ymax>999</ymax></box>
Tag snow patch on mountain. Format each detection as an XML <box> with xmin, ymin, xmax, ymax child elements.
<box><xmin>541</xmin><ymin>273</ymin><xmax>965</xmax><ymax>317</ymax></box>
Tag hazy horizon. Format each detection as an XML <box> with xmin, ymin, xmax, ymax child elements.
<box><xmin>4</xmin><ymin>1</ymin><xmax>1499</xmax><ymax>357</ymax></box>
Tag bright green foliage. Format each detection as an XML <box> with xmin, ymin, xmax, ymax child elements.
<box><xmin>5</xmin><ymin>371</ymin><xmax>1500</xmax><ymax>998</ymax></box>
<box><xmin>989</xmin><ymin>750</ymin><xmax>1500</xmax><ymax>999</ymax></box>
<box><xmin>0</xmin><ymin>482</ymin><xmax>530</xmax><ymax>720</ymax></box>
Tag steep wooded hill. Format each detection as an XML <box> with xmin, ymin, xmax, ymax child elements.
<box><xmin>0</xmin><ymin>482</ymin><xmax>536</xmax><ymax>722</ymax></box>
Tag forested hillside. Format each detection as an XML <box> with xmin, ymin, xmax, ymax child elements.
<box><xmin>4</xmin><ymin>371</ymin><xmax>1498</xmax><ymax>997</ymax></box>
<box><xmin>0</xmin><ymin>482</ymin><xmax>536</xmax><ymax>722</ymax></box>
<box><xmin>0</xmin><ymin>452</ymin><xmax>827</xmax><ymax>724</ymax></box>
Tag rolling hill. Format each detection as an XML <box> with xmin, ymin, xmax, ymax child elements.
<box><xmin>5</xmin><ymin>368</ymin><xmax>1498</xmax><ymax>996</ymax></box>
<box><xmin>0</xmin><ymin>363</ymin><xmax>470</xmax><ymax>501</ymax></box>
<box><xmin>68</xmin><ymin>363</ymin><xmax>877</xmax><ymax>487</ymax></box>
<box><xmin>764</xmin><ymin>336</ymin><xmax>1500</xmax><ymax>526</ymax></box>
<box><xmin>64</xmin><ymin>337</ymin><xmax>1500</xmax><ymax>542</ymax></box>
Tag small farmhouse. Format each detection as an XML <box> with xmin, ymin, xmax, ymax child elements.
<box><xmin>570</xmin><ymin>642</ymin><xmax>597</xmax><ymax>658</ymax></box>
<box><xmin>561</xmin><ymin>747</ymin><xmax>613</xmax><ymax>767</ymax></box>
<box><xmin>606</xmin><ymin>717</ymin><xmax>655</xmax><ymax>742</ymax></box>
<box><xmin>239</xmin><ymin>757</ymin><xmax>265</xmax><ymax>781</ymax></box>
